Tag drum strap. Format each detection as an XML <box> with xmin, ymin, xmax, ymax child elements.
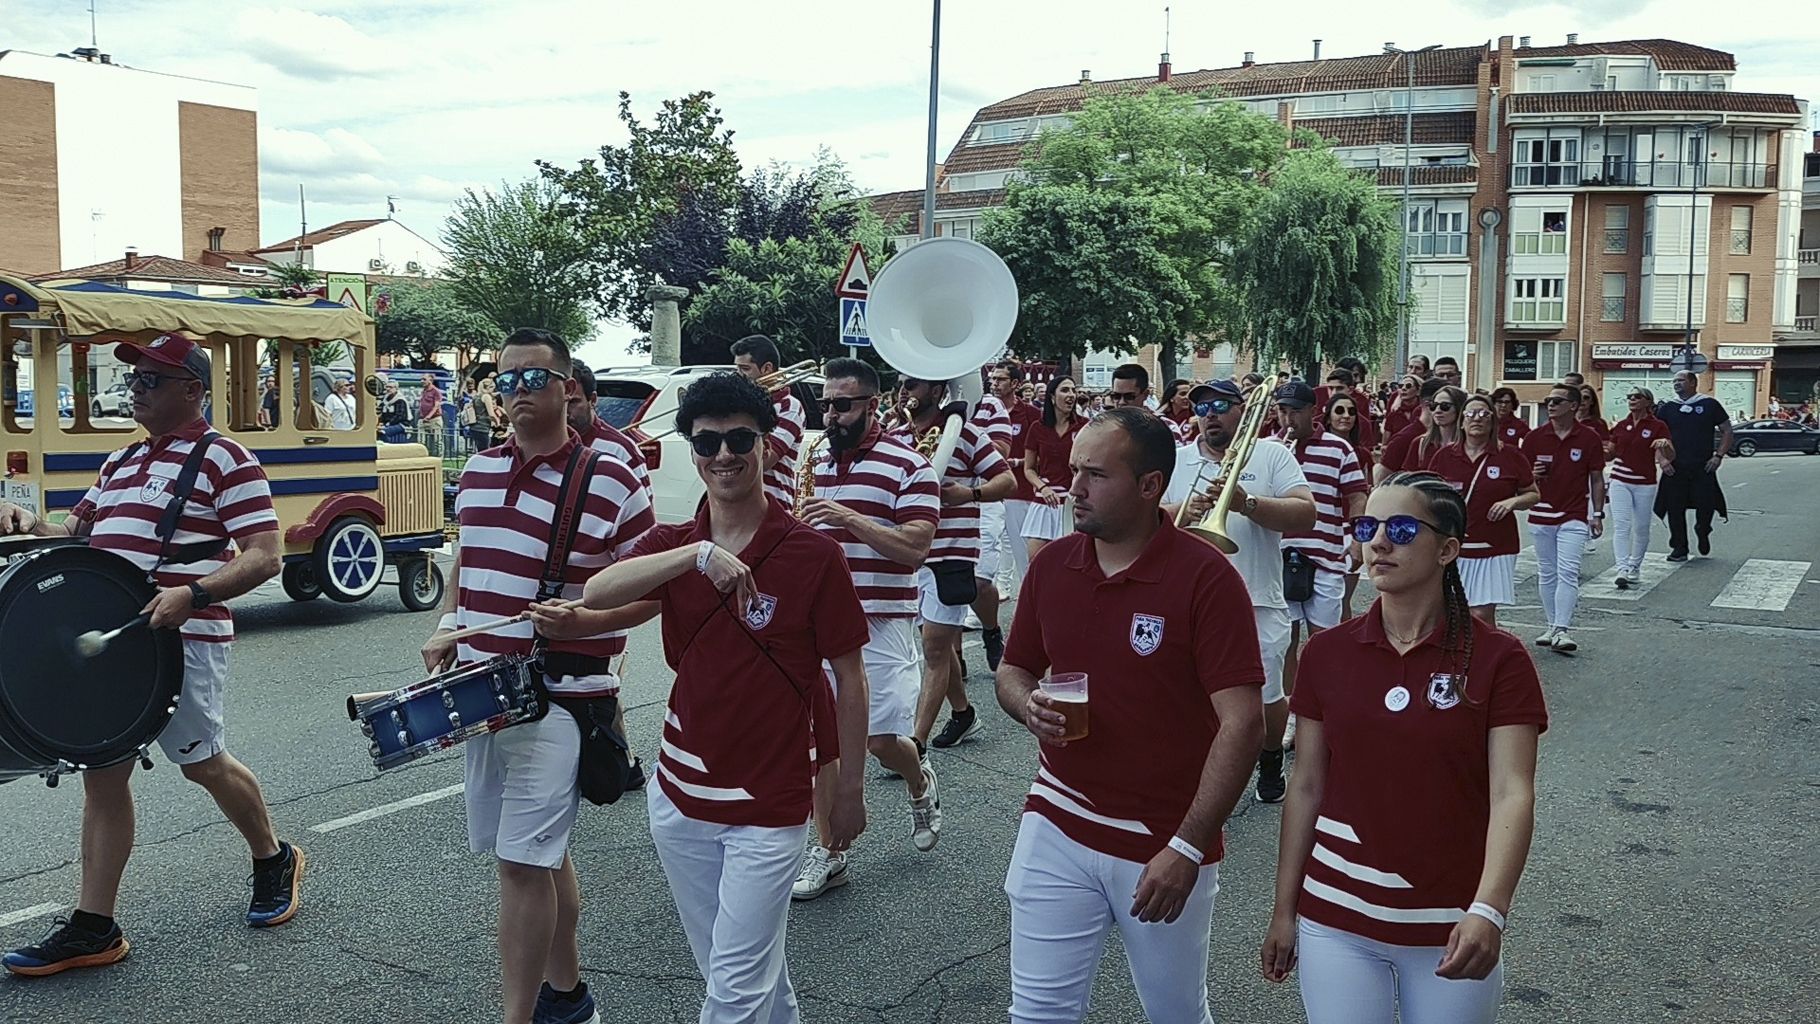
<box><xmin>531</xmin><ymin>444</ymin><xmax>602</xmax><ymax>670</ymax></box>
<box><xmin>117</xmin><ymin>431</ymin><xmax>230</xmax><ymax>573</ymax></box>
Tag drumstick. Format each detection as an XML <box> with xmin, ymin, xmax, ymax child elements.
<box><xmin>437</xmin><ymin>600</ymin><xmax>584</xmax><ymax>643</ymax></box>
<box><xmin>74</xmin><ymin>612</ymin><xmax>152</xmax><ymax>660</ymax></box>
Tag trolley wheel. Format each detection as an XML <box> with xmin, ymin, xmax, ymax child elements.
<box><xmin>281</xmin><ymin>561</ymin><xmax>322</xmax><ymax>602</ymax></box>
<box><xmin>315</xmin><ymin>517</ymin><xmax>385</xmax><ymax>603</ymax></box>
<box><xmin>398</xmin><ymin>556</ymin><xmax>445</xmax><ymax>612</ymax></box>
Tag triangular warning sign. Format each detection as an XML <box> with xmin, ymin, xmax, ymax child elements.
<box><xmin>843</xmin><ymin>302</ymin><xmax>867</xmax><ymax>337</ymax></box>
<box><xmin>336</xmin><ymin>287</ymin><xmax>362</xmax><ymax>309</ymax></box>
<box><xmin>835</xmin><ymin>243</ymin><xmax>871</xmax><ymax>298</ymax></box>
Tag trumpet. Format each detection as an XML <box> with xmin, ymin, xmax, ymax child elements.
<box><xmin>1175</xmin><ymin>382</ymin><xmax>1275</xmax><ymax>554</ymax></box>
<box><xmin>628</xmin><ymin>359</ymin><xmax>820</xmax><ymax>441</ymax></box>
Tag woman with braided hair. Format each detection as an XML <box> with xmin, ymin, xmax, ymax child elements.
<box><xmin>1261</xmin><ymin>472</ymin><xmax>1548</xmax><ymax>1024</ymax></box>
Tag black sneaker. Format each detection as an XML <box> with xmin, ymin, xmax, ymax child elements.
<box><xmin>1666</xmin><ymin>550</ymin><xmax>1689</xmax><ymax>562</ymax></box>
<box><xmin>624</xmin><ymin>757</ymin><xmax>647</xmax><ymax>792</ymax></box>
<box><xmin>3</xmin><ymin>917</ymin><xmax>130</xmax><ymax>977</ymax></box>
<box><xmin>1255</xmin><ymin>749</ymin><xmax>1287</xmax><ymax>804</ymax></box>
<box><xmin>931</xmin><ymin>707</ymin><xmax>982</xmax><ymax>748</ymax></box>
<box><xmin>1697</xmin><ymin>533</ymin><xmax>1712</xmax><ymax>556</ymax></box>
<box><xmin>534</xmin><ymin>980</ymin><xmax>601</xmax><ymax>1024</ymax></box>
<box><xmin>982</xmin><ymin>628</ymin><xmax>1005</xmax><ymax>671</ymax></box>
<box><xmin>247</xmin><ymin>842</ymin><xmax>305</xmax><ymax>928</ymax></box>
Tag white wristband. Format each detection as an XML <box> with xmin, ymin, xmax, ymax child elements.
<box><xmin>1166</xmin><ymin>835</ymin><xmax>1204</xmax><ymax>864</ymax></box>
<box><xmin>1466</xmin><ymin>901</ymin><xmax>1507</xmax><ymax>931</ymax></box>
<box><xmin>437</xmin><ymin>612</ymin><xmax>458</xmax><ymax>631</ymax></box>
<box><xmin>695</xmin><ymin>540</ymin><xmax>714</xmax><ymax>574</ymax></box>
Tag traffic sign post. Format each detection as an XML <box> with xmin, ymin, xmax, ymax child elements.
<box><xmin>840</xmin><ymin>296</ymin><xmax>870</xmax><ymax>349</ymax></box>
<box><xmin>835</xmin><ymin>244</ymin><xmax>872</xmax><ymax>354</ymax></box>
<box><xmin>1670</xmin><ymin>348</ymin><xmax>1710</xmax><ymax>376</ymax></box>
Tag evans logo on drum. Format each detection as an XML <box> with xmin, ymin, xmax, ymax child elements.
<box><xmin>35</xmin><ymin>573</ymin><xmax>66</xmax><ymax>593</ymax></box>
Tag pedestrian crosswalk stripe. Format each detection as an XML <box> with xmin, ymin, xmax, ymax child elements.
<box><xmin>310</xmin><ymin>783</ymin><xmax>465</xmax><ymax>834</ymax></box>
<box><xmin>0</xmin><ymin>902</ymin><xmax>66</xmax><ymax>929</ymax></box>
<box><xmin>1710</xmin><ymin>559</ymin><xmax>1811</xmax><ymax>613</ymax></box>
<box><xmin>1582</xmin><ymin>557</ymin><xmax>1685</xmax><ymax>602</ymax></box>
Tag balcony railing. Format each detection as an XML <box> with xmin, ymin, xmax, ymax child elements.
<box><xmin>1731</xmin><ymin>230</ymin><xmax>1752</xmax><ymax>255</ymax></box>
<box><xmin>1405</xmin><ymin>233</ymin><xmax>1468</xmax><ymax>258</ymax></box>
<box><xmin>1799</xmin><ymin>249</ymin><xmax>1820</xmax><ymax>266</ymax></box>
<box><xmin>1795</xmin><ymin>315</ymin><xmax>1817</xmax><ymax>332</ymax></box>
<box><xmin>1514</xmin><ymin>160</ymin><xmax>1770</xmax><ymax>190</ymax></box>
<box><xmin>1604</xmin><ymin>229</ymin><xmax>1629</xmax><ymax>253</ymax></box>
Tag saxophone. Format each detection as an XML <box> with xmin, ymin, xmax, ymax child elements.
<box><xmin>795</xmin><ymin>433</ymin><xmax>830</xmax><ymax>515</ymax></box>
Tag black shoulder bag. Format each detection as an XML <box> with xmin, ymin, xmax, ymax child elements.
<box><xmin>533</xmin><ymin>445</ymin><xmax>635</xmax><ymax>806</ymax></box>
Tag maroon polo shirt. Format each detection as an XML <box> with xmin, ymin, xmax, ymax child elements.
<box><xmin>1380</xmin><ymin>421</ymin><xmax>1428</xmax><ymax>473</ymax></box>
<box><xmin>1497</xmin><ymin>415</ymin><xmax>1530</xmax><ymax>448</ymax></box>
<box><xmin>1609</xmin><ymin>414</ymin><xmax>1670</xmax><ymax>486</ymax></box>
<box><xmin>1426</xmin><ymin>441</ymin><xmax>1535</xmax><ymax>558</ymax></box>
<box><xmin>1520</xmin><ymin>422</ymin><xmax>1605</xmax><ymax>527</ymax></box>
<box><xmin>1002</xmin><ymin>516</ymin><xmax>1263</xmax><ymax>864</ymax></box>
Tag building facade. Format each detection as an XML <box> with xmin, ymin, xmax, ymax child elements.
<box><xmin>251</xmin><ymin>218</ymin><xmax>446</xmax><ymax>278</ymax></box>
<box><xmin>0</xmin><ymin>49</ymin><xmax>259</xmax><ymax>276</ymax></box>
<box><xmin>1773</xmin><ymin>143</ymin><xmax>1820</xmax><ymax>405</ymax></box>
<box><xmin>869</xmin><ymin>36</ymin><xmax>1808</xmax><ymax>420</ymax></box>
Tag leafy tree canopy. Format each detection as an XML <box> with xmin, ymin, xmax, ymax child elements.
<box><xmin>441</xmin><ymin>177</ymin><xmax>595</xmax><ymax>346</ymax></box>
<box><xmin>374</xmin><ymin>280</ymin><xmax>498</xmax><ymax>367</ymax></box>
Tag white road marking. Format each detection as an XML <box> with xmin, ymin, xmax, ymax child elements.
<box><xmin>0</xmin><ymin>902</ymin><xmax>67</xmax><ymax>929</ymax></box>
<box><xmin>1583</xmin><ymin>557</ymin><xmax>1686</xmax><ymax>602</ymax></box>
<box><xmin>310</xmin><ymin>783</ymin><xmax>465</xmax><ymax>834</ymax></box>
<box><xmin>1710</xmin><ymin>560</ymin><xmax>1811</xmax><ymax>613</ymax></box>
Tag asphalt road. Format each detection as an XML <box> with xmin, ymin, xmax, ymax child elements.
<box><xmin>2</xmin><ymin>454</ymin><xmax>1816</xmax><ymax>1024</ymax></box>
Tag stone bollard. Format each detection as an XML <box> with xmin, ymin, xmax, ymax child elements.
<box><xmin>646</xmin><ymin>283</ymin><xmax>688</xmax><ymax>367</ymax></box>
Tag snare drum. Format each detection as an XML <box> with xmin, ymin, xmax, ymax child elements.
<box><xmin>347</xmin><ymin>655</ymin><xmax>543</xmax><ymax>771</ymax></box>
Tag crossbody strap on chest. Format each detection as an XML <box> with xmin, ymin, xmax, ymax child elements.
<box><xmin>117</xmin><ymin>431</ymin><xmax>227</xmax><ymax>572</ymax></box>
<box><xmin>531</xmin><ymin>444</ymin><xmax>600</xmax><ymax>665</ymax></box>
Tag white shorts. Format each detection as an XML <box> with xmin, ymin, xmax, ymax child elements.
<box><xmin>1459</xmin><ymin>554</ymin><xmax>1517</xmax><ymax>608</ymax></box>
<box><xmin>917</xmin><ymin>566</ymin><xmax>971</xmax><ymax>627</ymax></box>
<box><xmin>1255</xmin><ymin>605</ymin><xmax>1292</xmax><ymax>705</ymax></box>
<box><xmin>1286</xmin><ymin>569</ymin><xmax>1345</xmax><ymax>630</ymax></box>
<box><xmin>159</xmin><ymin>640</ymin><xmax>230</xmax><ymax>766</ymax></box>
<box><xmin>1019</xmin><ymin>498</ymin><xmax>1067</xmax><ymax>541</ymax></box>
<box><xmin>827</xmin><ymin>615</ymin><xmax>920</xmax><ymax>738</ymax></box>
<box><xmin>975</xmin><ymin>501</ymin><xmax>1006</xmax><ymax>581</ymax></box>
<box><xmin>464</xmin><ymin>703</ymin><xmax>580</xmax><ymax>868</ymax></box>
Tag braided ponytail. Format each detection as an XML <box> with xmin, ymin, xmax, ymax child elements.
<box><xmin>1380</xmin><ymin>471</ymin><xmax>1478</xmax><ymax>701</ymax></box>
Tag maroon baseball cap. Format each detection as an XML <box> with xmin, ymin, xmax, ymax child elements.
<box><xmin>115</xmin><ymin>331</ymin><xmax>212</xmax><ymax>386</ymax></box>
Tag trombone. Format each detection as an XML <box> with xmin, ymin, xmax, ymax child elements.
<box><xmin>1174</xmin><ymin>382</ymin><xmax>1275</xmax><ymax>554</ymax></box>
<box><xmin>626</xmin><ymin>359</ymin><xmax>820</xmax><ymax>442</ymax></box>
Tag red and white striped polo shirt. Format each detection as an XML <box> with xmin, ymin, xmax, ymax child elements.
<box><xmin>586</xmin><ymin>416</ymin><xmax>651</xmax><ymax>497</ymax></box>
<box><xmin>1280</xmin><ymin>430</ymin><xmax>1369</xmax><ymax>574</ymax></box>
<box><xmin>454</xmin><ymin>432</ymin><xmax>655</xmax><ymax>694</ymax></box>
<box><xmin>971</xmin><ymin>394</ymin><xmax>1013</xmax><ymax>452</ymax></box>
<box><xmin>811</xmin><ymin>422</ymin><xmax>941</xmax><ymax>617</ymax></box>
<box><xmin>762</xmin><ymin>390</ymin><xmax>807</xmax><ymax>507</ymax></box>
<box><xmin>889</xmin><ymin>420</ymin><xmax>1010</xmax><ymax>564</ymax></box>
<box><xmin>1609</xmin><ymin>415</ymin><xmax>1670</xmax><ymax>486</ymax></box>
<box><xmin>71</xmin><ymin>419</ymin><xmax>278</xmax><ymax>643</ymax></box>
<box><xmin>1164</xmin><ymin>410</ymin><xmax>1199</xmax><ymax>447</ymax></box>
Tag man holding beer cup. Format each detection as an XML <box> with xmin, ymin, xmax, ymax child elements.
<box><xmin>994</xmin><ymin>408</ymin><xmax>1265</xmax><ymax>1023</ymax></box>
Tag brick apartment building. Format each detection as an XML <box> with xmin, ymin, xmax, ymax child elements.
<box><xmin>869</xmin><ymin>35</ymin><xmax>1809</xmax><ymax>420</ymax></box>
<box><xmin>1778</xmin><ymin>146</ymin><xmax>1820</xmax><ymax>404</ymax></box>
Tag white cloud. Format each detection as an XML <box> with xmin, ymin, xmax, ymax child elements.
<box><xmin>233</xmin><ymin>8</ymin><xmax>395</xmax><ymax>79</ymax></box>
<box><xmin>262</xmin><ymin>127</ymin><xmax>386</xmax><ymax>175</ymax></box>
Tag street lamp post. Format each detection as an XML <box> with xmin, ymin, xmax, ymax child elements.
<box><xmin>1386</xmin><ymin>43</ymin><xmax>1443</xmax><ymax>377</ymax></box>
<box><xmin>1682</xmin><ymin>124</ymin><xmax>1716</xmax><ymax>363</ymax></box>
<box><xmin>922</xmin><ymin>1</ymin><xmax>941</xmax><ymax>242</ymax></box>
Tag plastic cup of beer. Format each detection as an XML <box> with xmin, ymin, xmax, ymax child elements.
<box><xmin>1040</xmin><ymin>672</ymin><xmax>1090</xmax><ymax>741</ymax></box>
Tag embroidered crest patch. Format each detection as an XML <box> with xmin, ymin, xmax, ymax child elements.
<box><xmin>744</xmin><ymin>593</ymin><xmax>777</xmax><ymax>630</ymax></box>
<box><xmin>1130</xmin><ymin>613</ymin><xmax>1164</xmax><ymax>656</ymax></box>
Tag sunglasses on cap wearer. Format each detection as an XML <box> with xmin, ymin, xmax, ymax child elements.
<box><xmin>1351</xmin><ymin>514</ymin><xmax>1446</xmax><ymax>545</ymax></box>
<box><xmin>1194</xmin><ymin>398</ymin><xmax>1236</xmax><ymax>417</ymax></box>
<box><xmin>493</xmin><ymin>368</ymin><xmax>569</xmax><ymax>394</ymax></box>
<box><xmin>816</xmin><ymin>394</ymin><xmax>876</xmax><ymax>414</ymax></box>
<box><xmin>125</xmin><ymin>369</ymin><xmax>196</xmax><ymax>391</ymax></box>
<box><xmin>687</xmin><ymin>428</ymin><xmax>762</xmax><ymax>458</ymax></box>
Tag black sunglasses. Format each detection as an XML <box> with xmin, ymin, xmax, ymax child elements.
<box><xmin>1543</xmin><ymin>396</ymin><xmax>1573</xmax><ymax>406</ymax></box>
<box><xmin>126</xmin><ymin>369</ymin><xmax>194</xmax><ymax>391</ymax></box>
<box><xmin>1330</xmin><ymin>405</ymin><xmax>1357</xmax><ymax>416</ymax></box>
<box><xmin>1194</xmin><ymin>398</ymin><xmax>1236</xmax><ymax>417</ymax></box>
<box><xmin>688</xmin><ymin>428</ymin><xmax>762</xmax><ymax>458</ymax></box>
<box><xmin>816</xmin><ymin>394</ymin><xmax>876</xmax><ymax>414</ymax></box>
<box><xmin>494</xmin><ymin>368</ymin><xmax>568</xmax><ymax>394</ymax></box>
<box><xmin>1351</xmin><ymin>514</ymin><xmax>1446</xmax><ymax>545</ymax></box>
<box><xmin>1426</xmin><ymin>401</ymin><xmax>1455</xmax><ymax>412</ymax></box>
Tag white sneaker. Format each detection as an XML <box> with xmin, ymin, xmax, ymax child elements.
<box><xmin>910</xmin><ymin>761</ymin><xmax>942</xmax><ymax>853</ymax></box>
<box><xmin>1550</xmin><ymin>630</ymin><xmax>1577</xmax><ymax>653</ymax></box>
<box><xmin>791</xmin><ymin>846</ymin><xmax>848</xmax><ymax>901</ymax></box>
<box><xmin>1534</xmin><ymin>628</ymin><xmax>1558</xmax><ymax>648</ymax></box>
<box><xmin>1626</xmin><ymin>569</ymin><xmax>1642</xmax><ymax>586</ymax></box>
<box><xmin>1282</xmin><ymin>713</ymin><xmax>1297</xmax><ymax>751</ymax></box>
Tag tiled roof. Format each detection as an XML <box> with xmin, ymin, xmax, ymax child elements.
<box><xmin>1515</xmin><ymin>38</ymin><xmax>1734</xmax><ymax>72</ymax></box>
<box><xmin>33</xmin><ymin>255</ymin><xmax>253</xmax><ymax>285</ymax></box>
<box><xmin>942</xmin><ymin>141</ymin><xmax>1028</xmax><ymax>176</ymax></box>
<box><xmin>867</xmin><ymin>188</ymin><xmax>1009</xmax><ymax>232</ymax></box>
<box><xmin>253</xmin><ymin>218</ymin><xmax>386</xmax><ymax>253</ymax></box>
<box><xmin>196</xmin><ymin>249</ymin><xmax>273</xmax><ymax>269</ymax></box>
<box><xmin>1299</xmin><ymin>112</ymin><xmax>1477</xmax><ymax>148</ymax></box>
<box><xmin>1505</xmin><ymin>91</ymin><xmax>1800</xmax><ymax>117</ymax></box>
<box><xmin>1371</xmin><ymin>165</ymin><xmax>1478</xmax><ymax>187</ymax></box>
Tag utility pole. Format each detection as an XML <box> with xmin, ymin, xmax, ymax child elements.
<box><xmin>921</xmin><ymin>0</ymin><xmax>941</xmax><ymax>242</ymax></box>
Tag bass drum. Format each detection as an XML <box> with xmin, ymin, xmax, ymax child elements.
<box><xmin>0</xmin><ymin>542</ymin><xmax>184</xmax><ymax>783</ymax></box>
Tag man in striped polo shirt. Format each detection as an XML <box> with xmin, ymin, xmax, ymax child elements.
<box><xmin>1</xmin><ymin>332</ymin><xmax>296</xmax><ymax>977</ymax></box>
<box><xmin>1272</xmin><ymin>380</ymin><xmax>1368</xmax><ymax>773</ymax></box>
<box><xmin>791</xmin><ymin>358</ymin><xmax>944</xmax><ymax>899</ymax></box>
<box><xmin>731</xmin><ymin>335</ymin><xmax>805</xmax><ymax>507</ymax></box>
<box><xmin>568</xmin><ymin>358</ymin><xmax>650</xmax><ymax>497</ymax></box>
<box><xmin>421</xmin><ymin>328</ymin><xmax>655</xmax><ymax>1024</ymax></box>
<box><xmin>889</xmin><ymin>375</ymin><xmax>1015</xmax><ymax>752</ymax></box>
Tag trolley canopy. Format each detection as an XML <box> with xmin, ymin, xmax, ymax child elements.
<box><xmin>0</xmin><ymin>274</ymin><xmax>370</xmax><ymax>344</ymax></box>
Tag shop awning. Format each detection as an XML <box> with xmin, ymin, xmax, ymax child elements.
<box><xmin>0</xmin><ymin>275</ymin><xmax>370</xmax><ymax>344</ymax></box>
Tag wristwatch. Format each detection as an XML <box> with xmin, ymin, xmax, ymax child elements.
<box><xmin>971</xmin><ymin>486</ymin><xmax>983</xmax><ymax>503</ymax></box>
<box><xmin>188</xmin><ymin>582</ymin><xmax>214</xmax><ymax>610</ymax></box>
<box><xmin>1242</xmin><ymin>495</ymin><xmax>1259</xmax><ymax>517</ymax></box>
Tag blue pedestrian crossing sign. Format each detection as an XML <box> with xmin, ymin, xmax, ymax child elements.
<box><xmin>840</xmin><ymin>296</ymin><xmax>870</xmax><ymax>348</ymax></box>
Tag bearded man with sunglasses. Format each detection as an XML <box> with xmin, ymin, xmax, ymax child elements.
<box><xmin>423</xmin><ymin>328</ymin><xmax>656</xmax><ymax>1024</ymax></box>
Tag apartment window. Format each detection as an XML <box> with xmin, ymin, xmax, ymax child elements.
<box><xmin>1513</xmin><ymin>208</ymin><xmax>1570</xmax><ymax>256</ymax></box>
<box><xmin>1730</xmin><ymin>206</ymin><xmax>1752</xmax><ymax>255</ymax></box>
<box><xmin>1406</xmin><ymin>200</ymin><xmax>1468</xmax><ymax>257</ymax></box>
<box><xmin>1601</xmin><ymin>273</ymin><xmax>1626</xmax><ymax>322</ymax></box>
<box><xmin>1726</xmin><ymin>274</ymin><xmax>1749</xmax><ymax>323</ymax></box>
<box><xmin>1512</xmin><ymin>130</ymin><xmax>1581</xmax><ymax>186</ymax></box>
<box><xmin>1537</xmin><ymin>341</ymin><xmax>1578</xmax><ymax>380</ymax></box>
<box><xmin>1604</xmin><ymin>206</ymin><xmax>1629</xmax><ymax>253</ymax></box>
<box><xmin>1510</xmin><ymin>277</ymin><xmax>1566</xmax><ymax>323</ymax></box>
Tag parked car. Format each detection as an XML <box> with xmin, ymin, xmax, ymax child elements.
<box><xmin>594</xmin><ymin>364</ymin><xmax>826</xmax><ymax>523</ymax></box>
<box><xmin>14</xmin><ymin>385</ymin><xmax>74</xmax><ymax>418</ymax></box>
<box><xmin>1728</xmin><ymin>419</ymin><xmax>1820</xmax><ymax>456</ymax></box>
<box><xmin>91</xmin><ymin>380</ymin><xmax>132</xmax><ymax>418</ymax></box>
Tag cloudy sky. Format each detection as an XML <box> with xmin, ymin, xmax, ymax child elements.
<box><xmin>9</xmin><ymin>0</ymin><xmax>1816</xmax><ymax>361</ymax></box>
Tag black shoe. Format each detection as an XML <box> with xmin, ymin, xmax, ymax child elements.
<box><xmin>982</xmin><ymin>628</ymin><xmax>1004</xmax><ymax>671</ymax></box>
<box><xmin>624</xmin><ymin>757</ymin><xmax>647</xmax><ymax>791</ymax></box>
<box><xmin>1696</xmin><ymin>533</ymin><xmax>1711</xmax><ymax>556</ymax></box>
<box><xmin>534</xmin><ymin>981</ymin><xmax>600</xmax><ymax>1024</ymax></box>
<box><xmin>1666</xmin><ymin>550</ymin><xmax>1689</xmax><ymax>562</ymax></box>
<box><xmin>3</xmin><ymin>917</ymin><xmax>130</xmax><ymax>977</ymax></box>
<box><xmin>1255</xmin><ymin>749</ymin><xmax>1287</xmax><ymax>804</ymax></box>
<box><xmin>1615</xmin><ymin>574</ymin><xmax>1631</xmax><ymax>590</ymax></box>
<box><xmin>931</xmin><ymin>707</ymin><xmax>982</xmax><ymax>748</ymax></box>
<box><xmin>247</xmin><ymin>842</ymin><xmax>305</xmax><ymax>928</ymax></box>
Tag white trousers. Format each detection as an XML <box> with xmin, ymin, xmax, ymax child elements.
<box><xmin>1004</xmin><ymin>813</ymin><xmax>1220</xmax><ymax>1023</ymax></box>
<box><xmin>1297</xmin><ymin>917</ymin><xmax>1502</xmax><ymax>1024</ymax></box>
<box><xmin>1003</xmin><ymin>499</ymin><xmax>1034</xmax><ymax>589</ymax></box>
<box><xmin>1531</xmin><ymin>520</ymin><xmax>1590</xmax><ymax>631</ymax></box>
<box><xmin>648</xmin><ymin>783</ymin><xmax>809</xmax><ymax>1024</ymax></box>
<box><xmin>1608</xmin><ymin>480</ymin><xmax>1657</xmax><ymax>575</ymax></box>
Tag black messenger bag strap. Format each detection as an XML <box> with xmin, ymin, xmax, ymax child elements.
<box><xmin>147</xmin><ymin>431</ymin><xmax>229</xmax><ymax>571</ymax></box>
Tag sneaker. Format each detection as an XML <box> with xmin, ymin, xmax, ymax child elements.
<box><xmin>910</xmin><ymin>761</ymin><xmax>942</xmax><ymax>852</ymax></box>
<box><xmin>1534</xmin><ymin>628</ymin><xmax>1558</xmax><ymax>648</ymax></box>
<box><xmin>1666</xmin><ymin>550</ymin><xmax>1689</xmax><ymax>563</ymax></box>
<box><xmin>1615</xmin><ymin>572</ymin><xmax>1631</xmax><ymax>590</ymax></box>
<box><xmin>247</xmin><ymin>842</ymin><xmax>305</xmax><ymax>928</ymax></box>
<box><xmin>791</xmin><ymin>846</ymin><xmax>848</xmax><ymax>901</ymax></box>
<box><xmin>930</xmin><ymin>707</ymin><xmax>982</xmax><ymax>749</ymax></box>
<box><xmin>1697</xmin><ymin>533</ymin><xmax>1712</xmax><ymax>557</ymax></box>
<box><xmin>1625</xmin><ymin>570</ymin><xmax>1643</xmax><ymax>587</ymax></box>
<box><xmin>982</xmin><ymin>627</ymin><xmax>1005</xmax><ymax>672</ymax></box>
<box><xmin>534</xmin><ymin>981</ymin><xmax>602</xmax><ymax>1024</ymax></box>
<box><xmin>1282</xmin><ymin>713</ymin><xmax>1297</xmax><ymax>751</ymax></box>
<box><xmin>624</xmin><ymin>757</ymin><xmax>647</xmax><ymax>791</ymax></box>
<box><xmin>1550</xmin><ymin>630</ymin><xmax>1577</xmax><ymax>654</ymax></box>
<box><xmin>1255</xmin><ymin>748</ymin><xmax>1287</xmax><ymax>804</ymax></box>
<box><xmin>3</xmin><ymin>917</ymin><xmax>130</xmax><ymax>977</ymax></box>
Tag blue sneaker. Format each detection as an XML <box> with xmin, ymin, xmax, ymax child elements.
<box><xmin>534</xmin><ymin>981</ymin><xmax>600</xmax><ymax>1024</ymax></box>
<box><xmin>247</xmin><ymin>842</ymin><xmax>305</xmax><ymax>928</ymax></box>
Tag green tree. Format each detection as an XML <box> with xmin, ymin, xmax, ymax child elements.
<box><xmin>1227</xmin><ymin>149</ymin><xmax>1402</xmax><ymax>381</ymax></box>
<box><xmin>441</xmin><ymin>177</ymin><xmax>595</xmax><ymax>345</ymax></box>
<box><xmin>374</xmin><ymin>281</ymin><xmax>497</xmax><ymax>366</ymax></box>
<box><xmin>982</xmin><ymin>88</ymin><xmax>1288</xmax><ymax>380</ymax></box>
<box><xmin>269</xmin><ymin>262</ymin><xmax>318</xmax><ymax>290</ymax></box>
<box><xmin>539</xmin><ymin>91</ymin><xmax>743</xmax><ymax>331</ymax></box>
